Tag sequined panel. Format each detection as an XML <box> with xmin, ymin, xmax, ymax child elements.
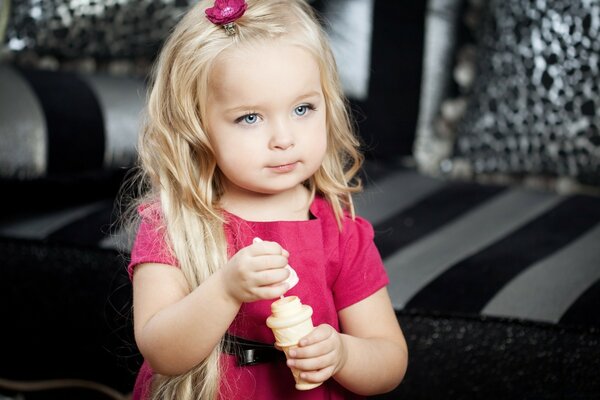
<box><xmin>4</xmin><ymin>0</ymin><xmax>194</xmax><ymax>58</ymax></box>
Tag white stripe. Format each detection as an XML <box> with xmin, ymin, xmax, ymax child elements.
<box><xmin>324</xmin><ymin>0</ymin><xmax>374</xmax><ymax>100</ymax></box>
<box><xmin>82</xmin><ymin>74</ymin><xmax>145</xmax><ymax>169</ymax></box>
<box><xmin>384</xmin><ymin>189</ymin><xmax>564</xmax><ymax>309</ymax></box>
<box><xmin>413</xmin><ymin>0</ymin><xmax>463</xmax><ymax>172</ymax></box>
<box><xmin>0</xmin><ymin>65</ymin><xmax>47</xmax><ymax>178</ymax></box>
<box><xmin>355</xmin><ymin>169</ymin><xmax>445</xmax><ymax>226</ymax></box>
<box><xmin>482</xmin><ymin>222</ymin><xmax>600</xmax><ymax>323</ymax></box>
<box><xmin>99</xmin><ymin>228</ymin><xmax>132</xmax><ymax>252</ymax></box>
<box><xmin>0</xmin><ymin>201</ymin><xmax>109</xmax><ymax>239</ymax></box>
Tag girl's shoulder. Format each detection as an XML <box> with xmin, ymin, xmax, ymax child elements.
<box><xmin>311</xmin><ymin>195</ymin><xmax>375</xmax><ymax>239</ymax></box>
<box><xmin>137</xmin><ymin>199</ymin><xmax>164</xmax><ymax>225</ymax></box>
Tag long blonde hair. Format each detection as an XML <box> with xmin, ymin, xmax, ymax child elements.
<box><xmin>128</xmin><ymin>0</ymin><xmax>363</xmax><ymax>398</ymax></box>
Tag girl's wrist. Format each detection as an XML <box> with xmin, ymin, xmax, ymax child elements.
<box><xmin>216</xmin><ymin>268</ymin><xmax>243</xmax><ymax>307</ymax></box>
<box><xmin>333</xmin><ymin>333</ymin><xmax>350</xmax><ymax>377</ymax></box>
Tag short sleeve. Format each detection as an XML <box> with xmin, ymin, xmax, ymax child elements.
<box><xmin>127</xmin><ymin>206</ymin><xmax>178</xmax><ymax>280</ymax></box>
<box><xmin>332</xmin><ymin>216</ymin><xmax>389</xmax><ymax>311</ymax></box>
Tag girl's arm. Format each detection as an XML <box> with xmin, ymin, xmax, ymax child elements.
<box><xmin>334</xmin><ymin>287</ymin><xmax>408</xmax><ymax>394</ymax></box>
<box><xmin>132</xmin><ymin>241</ymin><xmax>290</xmax><ymax>376</ymax></box>
<box><xmin>288</xmin><ymin>287</ymin><xmax>408</xmax><ymax>395</ymax></box>
<box><xmin>132</xmin><ymin>263</ymin><xmax>239</xmax><ymax>376</ymax></box>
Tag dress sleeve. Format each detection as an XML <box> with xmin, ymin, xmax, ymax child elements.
<box><xmin>332</xmin><ymin>216</ymin><xmax>389</xmax><ymax>311</ymax></box>
<box><xmin>127</xmin><ymin>208</ymin><xmax>179</xmax><ymax>280</ymax></box>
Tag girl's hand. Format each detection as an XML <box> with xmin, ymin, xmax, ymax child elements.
<box><xmin>221</xmin><ymin>240</ymin><xmax>290</xmax><ymax>304</ymax></box>
<box><xmin>285</xmin><ymin>324</ymin><xmax>348</xmax><ymax>385</ymax></box>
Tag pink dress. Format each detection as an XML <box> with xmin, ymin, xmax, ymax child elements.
<box><xmin>128</xmin><ymin>196</ymin><xmax>389</xmax><ymax>399</ymax></box>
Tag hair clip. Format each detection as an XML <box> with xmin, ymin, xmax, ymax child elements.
<box><xmin>205</xmin><ymin>0</ymin><xmax>248</xmax><ymax>36</ymax></box>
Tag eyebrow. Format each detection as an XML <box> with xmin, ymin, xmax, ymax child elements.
<box><xmin>224</xmin><ymin>90</ymin><xmax>322</xmax><ymax>114</ymax></box>
<box><xmin>293</xmin><ymin>90</ymin><xmax>322</xmax><ymax>102</ymax></box>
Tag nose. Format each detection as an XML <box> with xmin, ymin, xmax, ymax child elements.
<box><xmin>269</xmin><ymin>118</ymin><xmax>294</xmax><ymax>150</ymax></box>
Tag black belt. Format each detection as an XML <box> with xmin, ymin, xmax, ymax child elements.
<box><xmin>223</xmin><ymin>334</ymin><xmax>286</xmax><ymax>366</ymax></box>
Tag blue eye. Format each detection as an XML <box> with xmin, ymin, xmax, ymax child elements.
<box><xmin>243</xmin><ymin>114</ymin><xmax>258</xmax><ymax>124</ymax></box>
<box><xmin>236</xmin><ymin>113</ymin><xmax>259</xmax><ymax>125</ymax></box>
<box><xmin>294</xmin><ymin>105</ymin><xmax>309</xmax><ymax>116</ymax></box>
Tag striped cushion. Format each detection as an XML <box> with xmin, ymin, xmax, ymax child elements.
<box><xmin>0</xmin><ymin>64</ymin><xmax>144</xmax><ymax>179</ymax></box>
<box><xmin>1</xmin><ymin>163</ymin><xmax>598</xmax><ymax>398</ymax></box>
<box><xmin>1</xmin><ymin>164</ymin><xmax>598</xmax><ymax>328</ymax></box>
<box><xmin>356</xmin><ymin>166</ymin><xmax>600</xmax><ymax>328</ymax></box>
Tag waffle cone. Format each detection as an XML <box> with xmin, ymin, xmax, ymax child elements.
<box><xmin>267</xmin><ymin>296</ymin><xmax>322</xmax><ymax>390</ymax></box>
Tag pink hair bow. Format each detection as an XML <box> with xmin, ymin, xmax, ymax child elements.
<box><xmin>205</xmin><ymin>0</ymin><xmax>248</xmax><ymax>35</ymax></box>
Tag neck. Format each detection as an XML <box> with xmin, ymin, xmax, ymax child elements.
<box><xmin>220</xmin><ymin>185</ymin><xmax>312</xmax><ymax>222</ymax></box>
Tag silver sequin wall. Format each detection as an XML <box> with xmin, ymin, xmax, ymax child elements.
<box><xmin>3</xmin><ymin>0</ymin><xmax>195</xmax><ymax>59</ymax></box>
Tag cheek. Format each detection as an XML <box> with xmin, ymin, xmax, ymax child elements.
<box><xmin>312</xmin><ymin>118</ymin><xmax>328</xmax><ymax>156</ymax></box>
<box><xmin>213</xmin><ymin>136</ymin><xmax>260</xmax><ymax>176</ymax></box>
<box><xmin>215</xmin><ymin>147</ymin><xmax>244</xmax><ymax>173</ymax></box>
<box><xmin>314</xmin><ymin>131</ymin><xmax>328</xmax><ymax>158</ymax></box>
<box><xmin>209</xmin><ymin>126</ymin><xmax>245</xmax><ymax>162</ymax></box>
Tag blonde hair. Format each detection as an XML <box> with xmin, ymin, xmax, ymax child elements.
<box><xmin>128</xmin><ymin>0</ymin><xmax>363</xmax><ymax>398</ymax></box>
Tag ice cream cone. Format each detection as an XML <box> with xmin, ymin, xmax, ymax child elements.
<box><xmin>266</xmin><ymin>296</ymin><xmax>322</xmax><ymax>390</ymax></box>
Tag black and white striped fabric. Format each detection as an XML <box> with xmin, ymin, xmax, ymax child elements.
<box><xmin>1</xmin><ymin>164</ymin><xmax>598</xmax><ymax>328</ymax></box>
<box><xmin>0</xmin><ymin>63</ymin><xmax>144</xmax><ymax>179</ymax></box>
<box><xmin>1</xmin><ymin>164</ymin><xmax>598</xmax><ymax>399</ymax></box>
<box><xmin>357</xmin><ymin>166</ymin><xmax>600</xmax><ymax>328</ymax></box>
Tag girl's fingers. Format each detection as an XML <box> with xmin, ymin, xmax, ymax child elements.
<box><xmin>290</xmin><ymin>337</ymin><xmax>332</xmax><ymax>361</ymax></box>
<box><xmin>287</xmin><ymin>351</ymin><xmax>335</xmax><ymax>372</ymax></box>
<box><xmin>256</xmin><ymin>265</ymin><xmax>290</xmax><ymax>286</ymax></box>
<box><xmin>251</xmin><ymin>238</ymin><xmax>289</xmax><ymax>257</ymax></box>
<box><xmin>238</xmin><ymin>238</ymin><xmax>292</xmax><ymax>299</ymax></box>
<box><xmin>298</xmin><ymin>325</ymin><xmax>334</xmax><ymax>348</ymax></box>
<box><xmin>297</xmin><ymin>367</ymin><xmax>335</xmax><ymax>384</ymax></box>
<box><xmin>255</xmin><ymin>282</ymin><xmax>289</xmax><ymax>299</ymax></box>
<box><xmin>285</xmin><ymin>325</ymin><xmax>340</xmax><ymax>374</ymax></box>
<box><xmin>250</xmin><ymin>254</ymin><xmax>289</xmax><ymax>272</ymax></box>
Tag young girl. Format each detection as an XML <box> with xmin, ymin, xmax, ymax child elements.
<box><xmin>126</xmin><ymin>0</ymin><xmax>408</xmax><ymax>399</ymax></box>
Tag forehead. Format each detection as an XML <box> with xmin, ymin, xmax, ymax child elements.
<box><xmin>208</xmin><ymin>40</ymin><xmax>322</xmax><ymax>103</ymax></box>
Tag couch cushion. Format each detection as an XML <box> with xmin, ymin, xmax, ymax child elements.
<box><xmin>360</xmin><ymin>164</ymin><xmax>600</xmax><ymax>399</ymax></box>
<box><xmin>0</xmin><ymin>237</ymin><xmax>139</xmax><ymax>398</ymax></box>
<box><xmin>356</xmin><ymin>165</ymin><xmax>600</xmax><ymax>328</ymax></box>
<box><xmin>0</xmin><ymin>64</ymin><xmax>143</xmax><ymax>180</ymax></box>
<box><xmin>452</xmin><ymin>0</ymin><xmax>600</xmax><ymax>186</ymax></box>
<box><xmin>1</xmin><ymin>163</ymin><xmax>599</xmax><ymax>399</ymax></box>
<box><xmin>2</xmin><ymin>163</ymin><xmax>598</xmax><ymax>328</ymax></box>
<box><xmin>414</xmin><ymin>0</ymin><xmax>600</xmax><ymax>191</ymax></box>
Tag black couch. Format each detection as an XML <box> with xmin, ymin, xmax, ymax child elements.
<box><xmin>1</xmin><ymin>1</ymin><xmax>599</xmax><ymax>399</ymax></box>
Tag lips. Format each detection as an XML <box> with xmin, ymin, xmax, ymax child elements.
<box><xmin>268</xmin><ymin>162</ymin><xmax>298</xmax><ymax>173</ymax></box>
